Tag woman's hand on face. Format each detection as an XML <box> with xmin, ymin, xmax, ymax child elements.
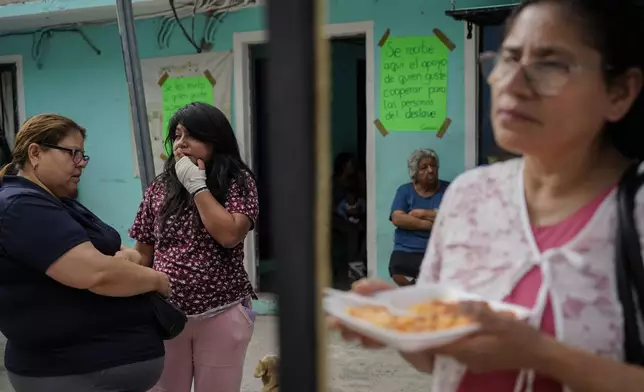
<box><xmin>174</xmin><ymin>156</ymin><xmax>207</xmax><ymax>195</ymax></box>
<box><xmin>327</xmin><ymin>278</ymin><xmax>394</xmax><ymax>349</ymax></box>
<box><xmin>115</xmin><ymin>246</ymin><xmax>143</xmax><ymax>265</ymax></box>
<box><xmin>431</xmin><ymin>301</ymin><xmax>549</xmax><ymax>373</ymax></box>
<box><xmin>173</xmin><ymin>147</ymin><xmax>198</xmax><ymax>164</ymax></box>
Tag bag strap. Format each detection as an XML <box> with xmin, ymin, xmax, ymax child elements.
<box><xmin>616</xmin><ymin>163</ymin><xmax>644</xmax><ymax>365</ymax></box>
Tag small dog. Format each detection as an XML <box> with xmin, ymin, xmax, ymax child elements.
<box><xmin>254</xmin><ymin>354</ymin><xmax>279</xmax><ymax>392</ymax></box>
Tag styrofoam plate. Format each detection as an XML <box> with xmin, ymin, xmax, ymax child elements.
<box><xmin>325</xmin><ymin>284</ymin><xmax>532</xmax><ymax>352</ymax></box>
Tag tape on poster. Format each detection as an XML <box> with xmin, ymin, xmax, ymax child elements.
<box><xmin>203</xmin><ymin>70</ymin><xmax>217</xmax><ymax>86</ymax></box>
<box><xmin>374</xmin><ymin>119</ymin><xmax>389</xmax><ymax>137</ymax></box>
<box><xmin>433</xmin><ymin>28</ymin><xmax>456</xmax><ymax>52</ymax></box>
<box><xmin>157</xmin><ymin>72</ymin><xmax>169</xmax><ymax>87</ymax></box>
<box><xmin>436</xmin><ymin>118</ymin><xmax>452</xmax><ymax>138</ymax></box>
<box><xmin>378</xmin><ymin>29</ymin><xmax>391</xmax><ymax>47</ymax></box>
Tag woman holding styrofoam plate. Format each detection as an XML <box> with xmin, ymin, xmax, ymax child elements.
<box><xmin>329</xmin><ymin>0</ymin><xmax>644</xmax><ymax>391</ymax></box>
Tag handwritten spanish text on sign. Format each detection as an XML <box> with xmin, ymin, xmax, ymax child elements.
<box><xmin>161</xmin><ymin>76</ymin><xmax>214</xmax><ymax>138</ymax></box>
<box><xmin>380</xmin><ymin>36</ymin><xmax>449</xmax><ymax>131</ymax></box>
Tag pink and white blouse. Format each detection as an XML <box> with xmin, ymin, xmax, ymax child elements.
<box><xmin>418</xmin><ymin>158</ymin><xmax>644</xmax><ymax>392</ymax></box>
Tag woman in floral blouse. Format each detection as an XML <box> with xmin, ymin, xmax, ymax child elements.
<box><xmin>334</xmin><ymin>0</ymin><xmax>644</xmax><ymax>391</ymax></box>
<box><xmin>130</xmin><ymin>103</ymin><xmax>258</xmax><ymax>392</ymax></box>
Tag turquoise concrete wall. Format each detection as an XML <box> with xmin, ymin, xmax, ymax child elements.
<box><xmin>0</xmin><ymin>0</ymin><xmax>515</xmax><ymax>281</ymax></box>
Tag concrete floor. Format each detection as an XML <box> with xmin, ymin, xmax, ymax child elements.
<box><xmin>0</xmin><ymin>317</ymin><xmax>431</xmax><ymax>392</ymax></box>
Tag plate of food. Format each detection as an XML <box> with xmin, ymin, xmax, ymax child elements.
<box><xmin>324</xmin><ymin>284</ymin><xmax>532</xmax><ymax>352</ymax></box>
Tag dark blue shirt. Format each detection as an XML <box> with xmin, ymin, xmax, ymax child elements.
<box><xmin>0</xmin><ymin>176</ymin><xmax>163</xmax><ymax>377</ymax></box>
<box><xmin>390</xmin><ymin>181</ymin><xmax>449</xmax><ymax>253</ymax></box>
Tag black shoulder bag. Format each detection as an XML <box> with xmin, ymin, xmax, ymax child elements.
<box><xmin>148</xmin><ymin>292</ymin><xmax>187</xmax><ymax>340</ymax></box>
<box><xmin>615</xmin><ymin>163</ymin><xmax>644</xmax><ymax>365</ymax></box>
<box><xmin>60</xmin><ymin>197</ymin><xmax>187</xmax><ymax>340</ymax></box>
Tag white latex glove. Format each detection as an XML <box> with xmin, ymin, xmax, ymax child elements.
<box><xmin>175</xmin><ymin>156</ymin><xmax>207</xmax><ymax>195</ymax></box>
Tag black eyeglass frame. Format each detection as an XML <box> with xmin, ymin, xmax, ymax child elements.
<box><xmin>41</xmin><ymin>143</ymin><xmax>90</xmax><ymax>165</ymax></box>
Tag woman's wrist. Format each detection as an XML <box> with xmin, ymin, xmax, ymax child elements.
<box><xmin>529</xmin><ymin>334</ymin><xmax>567</xmax><ymax>378</ymax></box>
<box><xmin>154</xmin><ymin>271</ymin><xmax>171</xmax><ymax>297</ymax></box>
<box><xmin>192</xmin><ymin>186</ymin><xmax>209</xmax><ymax>197</ymax></box>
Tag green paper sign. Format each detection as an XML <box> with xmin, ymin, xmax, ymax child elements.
<box><xmin>161</xmin><ymin>76</ymin><xmax>214</xmax><ymax>144</ymax></box>
<box><xmin>380</xmin><ymin>36</ymin><xmax>449</xmax><ymax>131</ymax></box>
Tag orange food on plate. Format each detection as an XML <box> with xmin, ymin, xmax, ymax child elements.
<box><xmin>346</xmin><ymin>300</ymin><xmax>476</xmax><ymax>333</ymax></box>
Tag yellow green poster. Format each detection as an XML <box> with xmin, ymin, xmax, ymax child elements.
<box><xmin>379</xmin><ymin>35</ymin><xmax>449</xmax><ymax>131</ymax></box>
<box><xmin>161</xmin><ymin>76</ymin><xmax>214</xmax><ymax>145</ymax></box>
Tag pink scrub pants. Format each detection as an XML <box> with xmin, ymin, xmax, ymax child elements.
<box><xmin>149</xmin><ymin>303</ymin><xmax>254</xmax><ymax>392</ymax></box>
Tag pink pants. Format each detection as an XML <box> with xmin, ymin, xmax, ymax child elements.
<box><xmin>150</xmin><ymin>303</ymin><xmax>254</xmax><ymax>392</ymax></box>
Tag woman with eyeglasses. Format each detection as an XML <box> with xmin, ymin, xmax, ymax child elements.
<box><xmin>333</xmin><ymin>0</ymin><xmax>644</xmax><ymax>391</ymax></box>
<box><xmin>0</xmin><ymin>114</ymin><xmax>170</xmax><ymax>392</ymax></box>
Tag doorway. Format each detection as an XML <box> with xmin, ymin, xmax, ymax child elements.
<box><xmin>248</xmin><ymin>37</ymin><xmax>367</xmax><ymax>292</ymax></box>
<box><xmin>234</xmin><ymin>22</ymin><xmax>376</xmax><ymax>293</ymax></box>
<box><xmin>0</xmin><ymin>62</ymin><xmax>19</xmax><ymax>166</ymax></box>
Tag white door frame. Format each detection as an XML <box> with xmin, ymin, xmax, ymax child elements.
<box><xmin>233</xmin><ymin>21</ymin><xmax>376</xmax><ymax>290</ymax></box>
<box><xmin>0</xmin><ymin>54</ymin><xmax>26</xmax><ymax>147</ymax></box>
<box><xmin>463</xmin><ymin>23</ymin><xmax>480</xmax><ymax>170</ymax></box>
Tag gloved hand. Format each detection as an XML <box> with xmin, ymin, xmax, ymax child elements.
<box><xmin>175</xmin><ymin>156</ymin><xmax>207</xmax><ymax>196</ymax></box>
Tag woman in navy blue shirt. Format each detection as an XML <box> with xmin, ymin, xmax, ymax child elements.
<box><xmin>389</xmin><ymin>148</ymin><xmax>449</xmax><ymax>286</ymax></box>
<box><xmin>0</xmin><ymin>114</ymin><xmax>170</xmax><ymax>392</ymax></box>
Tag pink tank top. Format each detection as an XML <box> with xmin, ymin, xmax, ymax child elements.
<box><xmin>456</xmin><ymin>187</ymin><xmax>614</xmax><ymax>392</ymax></box>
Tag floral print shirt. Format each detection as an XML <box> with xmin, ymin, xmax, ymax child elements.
<box><xmin>129</xmin><ymin>174</ymin><xmax>258</xmax><ymax>316</ymax></box>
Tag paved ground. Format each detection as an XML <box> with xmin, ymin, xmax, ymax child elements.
<box><xmin>0</xmin><ymin>317</ymin><xmax>431</xmax><ymax>392</ymax></box>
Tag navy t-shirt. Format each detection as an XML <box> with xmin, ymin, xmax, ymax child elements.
<box><xmin>389</xmin><ymin>181</ymin><xmax>449</xmax><ymax>253</ymax></box>
<box><xmin>0</xmin><ymin>176</ymin><xmax>163</xmax><ymax>377</ymax></box>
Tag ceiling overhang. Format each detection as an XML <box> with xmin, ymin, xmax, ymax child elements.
<box><xmin>0</xmin><ymin>0</ymin><xmax>259</xmax><ymax>35</ymax></box>
<box><xmin>0</xmin><ymin>0</ymin><xmax>39</xmax><ymax>4</ymax></box>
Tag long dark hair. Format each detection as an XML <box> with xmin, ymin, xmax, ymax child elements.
<box><xmin>158</xmin><ymin>102</ymin><xmax>255</xmax><ymax>230</ymax></box>
<box><xmin>506</xmin><ymin>0</ymin><xmax>644</xmax><ymax>161</ymax></box>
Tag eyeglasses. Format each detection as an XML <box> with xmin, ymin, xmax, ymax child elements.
<box><xmin>41</xmin><ymin>143</ymin><xmax>90</xmax><ymax>165</ymax></box>
<box><xmin>479</xmin><ymin>51</ymin><xmax>585</xmax><ymax>97</ymax></box>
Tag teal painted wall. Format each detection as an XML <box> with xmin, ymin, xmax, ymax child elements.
<box><xmin>0</xmin><ymin>0</ymin><xmax>511</xmax><ymax>281</ymax></box>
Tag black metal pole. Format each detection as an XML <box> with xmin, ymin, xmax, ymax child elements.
<box><xmin>115</xmin><ymin>0</ymin><xmax>156</xmax><ymax>191</ymax></box>
<box><xmin>266</xmin><ymin>0</ymin><xmax>321</xmax><ymax>391</ymax></box>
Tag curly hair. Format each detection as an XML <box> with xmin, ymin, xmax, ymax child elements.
<box><xmin>407</xmin><ymin>148</ymin><xmax>439</xmax><ymax>181</ymax></box>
